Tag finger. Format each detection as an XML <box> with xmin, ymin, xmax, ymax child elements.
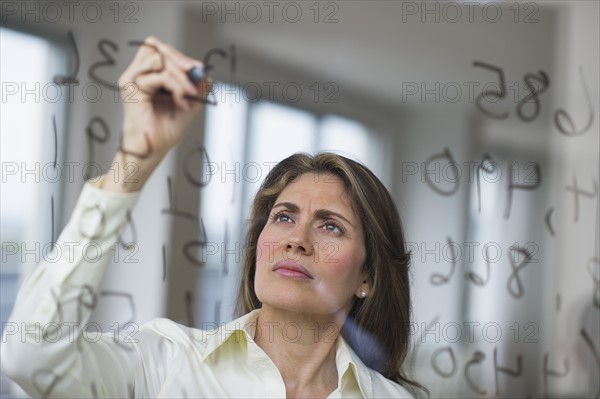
<box><xmin>123</xmin><ymin>36</ymin><xmax>206</xmax><ymax>104</ymax></box>
<box><xmin>145</xmin><ymin>36</ymin><xmax>202</xmax><ymax>72</ymax></box>
<box><xmin>122</xmin><ymin>51</ymin><xmax>193</xmax><ymax>100</ymax></box>
<box><xmin>122</xmin><ymin>37</ymin><xmax>203</xmax><ymax>97</ymax></box>
<box><xmin>164</xmin><ymin>57</ymin><xmax>198</xmax><ymax>97</ymax></box>
<box><xmin>119</xmin><ymin>49</ymin><xmax>164</xmax><ymax>89</ymax></box>
<box><xmin>195</xmin><ymin>76</ymin><xmax>214</xmax><ymax>102</ymax></box>
<box><xmin>131</xmin><ymin>39</ymin><xmax>164</xmax><ymax>70</ymax></box>
<box><xmin>135</xmin><ymin>70</ymin><xmax>189</xmax><ymax>110</ymax></box>
<box><xmin>186</xmin><ymin>78</ymin><xmax>213</xmax><ymax>111</ymax></box>
<box><xmin>143</xmin><ymin>38</ymin><xmax>201</xmax><ymax>97</ymax></box>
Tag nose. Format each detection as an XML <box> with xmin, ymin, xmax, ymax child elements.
<box><xmin>284</xmin><ymin>222</ymin><xmax>314</xmax><ymax>258</ymax></box>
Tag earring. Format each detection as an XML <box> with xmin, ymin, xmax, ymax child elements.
<box><xmin>361</xmin><ymin>291</ymin><xmax>367</xmax><ymax>298</ymax></box>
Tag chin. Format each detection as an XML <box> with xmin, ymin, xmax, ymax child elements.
<box><xmin>258</xmin><ymin>292</ymin><xmax>344</xmax><ymax>316</ymax></box>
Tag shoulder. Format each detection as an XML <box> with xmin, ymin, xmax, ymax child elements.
<box><xmin>139</xmin><ymin>317</ymin><xmax>193</xmax><ymax>337</ymax></box>
<box><xmin>138</xmin><ymin>317</ymin><xmax>220</xmax><ymax>343</ymax></box>
<box><xmin>135</xmin><ymin>318</ymin><xmax>214</xmax><ymax>358</ymax></box>
<box><xmin>366</xmin><ymin>367</ymin><xmax>415</xmax><ymax>398</ymax></box>
<box><xmin>135</xmin><ymin>315</ymin><xmax>251</xmax><ymax>359</ymax></box>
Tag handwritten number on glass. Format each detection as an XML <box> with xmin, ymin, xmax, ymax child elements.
<box><xmin>88</xmin><ymin>39</ymin><xmax>120</xmax><ymax>90</ymax></box>
<box><xmin>54</xmin><ymin>30</ymin><xmax>80</xmax><ymax>85</ymax></box>
<box><xmin>554</xmin><ymin>67</ymin><xmax>594</xmax><ymax>136</ymax></box>
<box><xmin>473</xmin><ymin>61</ymin><xmax>509</xmax><ymax>120</ymax></box>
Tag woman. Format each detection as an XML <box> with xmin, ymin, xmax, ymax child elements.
<box><xmin>1</xmin><ymin>37</ymin><xmax>421</xmax><ymax>398</ymax></box>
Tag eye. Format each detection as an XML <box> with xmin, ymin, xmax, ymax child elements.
<box><xmin>322</xmin><ymin>220</ymin><xmax>344</xmax><ymax>235</ymax></box>
<box><xmin>271</xmin><ymin>211</ymin><xmax>293</xmax><ymax>223</ymax></box>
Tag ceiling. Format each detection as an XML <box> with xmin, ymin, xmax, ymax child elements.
<box><xmin>185</xmin><ymin>1</ymin><xmax>557</xmax><ymax>107</ymax></box>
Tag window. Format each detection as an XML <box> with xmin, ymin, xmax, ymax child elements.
<box><xmin>0</xmin><ymin>27</ymin><xmax>69</xmax><ymax>397</ymax></box>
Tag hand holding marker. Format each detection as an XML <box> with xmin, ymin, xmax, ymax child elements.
<box><xmin>158</xmin><ymin>65</ymin><xmax>209</xmax><ymax>101</ymax></box>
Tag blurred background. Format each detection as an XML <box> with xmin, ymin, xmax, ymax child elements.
<box><xmin>1</xmin><ymin>1</ymin><xmax>598</xmax><ymax>397</ymax></box>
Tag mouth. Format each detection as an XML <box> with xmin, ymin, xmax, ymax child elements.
<box><xmin>272</xmin><ymin>260</ymin><xmax>314</xmax><ymax>280</ymax></box>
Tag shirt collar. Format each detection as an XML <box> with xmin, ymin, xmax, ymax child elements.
<box><xmin>195</xmin><ymin>308</ymin><xmax>261</xmax><ymax>359</ymax></box>
<box><xmin>335</xmin><ymin>331</ymin><xmax>373</xmax><ymax>398</ymax></box>
<box><xmin>195</xmin><ymin>309</ymin><xmax>372</xmax><ymax>398</ymax></box>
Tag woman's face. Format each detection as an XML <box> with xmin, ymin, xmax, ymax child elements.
<box><xmin>254</xmin><ymin>172</ymin><xmax>368</xmax><ymax>315</ymax></box>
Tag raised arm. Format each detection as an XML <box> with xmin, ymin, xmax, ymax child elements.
<box><xmin>102</xmin><ymin>36</ymin><xmax>210</xmax><ymax>193</ymax></box>
<box><xmin>0</xmin><ymin>37</ymin><xmax>209</xmax><ymax>398</ymax></box>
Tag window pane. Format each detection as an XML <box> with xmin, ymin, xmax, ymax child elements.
<box><xmin>197</xmin><ymin>83</ymin><xmax>248</xmax><ymax>322</ymax></box>
<box><xmin>1</xmin><ymin>27</ymin><xmax>66</xmax><ymax>398</ymax></box>
<box><xmin>1</xmin><ymin>27</ymin><xmax>55</xmax><ymax>317</ymax></box>
<box><xmin>244</xmin><ymin>101</ymin><xmax>317</xmax><ymax>210</ymax></box>
<box><xmin>319</xmin><ymin>114</ymin><xmax>370</xmax><ymax>161</ymax></box>
<box><xmin>317</xmin><ymin>114</ymin><xmax>385</xmax><ymax>181</ymax></box>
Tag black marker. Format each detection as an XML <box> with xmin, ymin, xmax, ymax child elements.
<box><xmin>187</xmin><ymin>65</ymin><xmax>205</xmax><ymax>83</ymax></box>
<box><xmin>158</xmin><ymin>65</ymin><xmax>206</xmax><ymax>98</ymax></box>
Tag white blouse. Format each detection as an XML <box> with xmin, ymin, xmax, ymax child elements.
<box><xmin>0</xmin><ymin>182</ymin><xmax>413</xmax><ymax>398</ymax></box>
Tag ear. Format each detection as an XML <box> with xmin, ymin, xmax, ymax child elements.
<box><xmin>354</xmin><ymin>276</ymin><xmax>371</xmax><ymax>299</ymax></box>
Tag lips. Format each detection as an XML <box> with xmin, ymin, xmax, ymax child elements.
<box><xmin>272</xmin><ymin>260</ymin><xmax>314</xmax><ymax>279</ymax></box>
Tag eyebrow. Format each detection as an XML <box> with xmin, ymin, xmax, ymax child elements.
<box><xmin>272</xmin><ymin>202</ymin><xmax>355</xmax><ymax>227</ymax></box>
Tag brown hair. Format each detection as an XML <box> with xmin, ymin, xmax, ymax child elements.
<box><xmin>236</xmin><ymin>152</ymin><xmax>425</xmax><ymax>394</ymax></box>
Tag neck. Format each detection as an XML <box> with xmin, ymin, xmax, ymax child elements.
<box><xmin>253</xmin><ymin>305</ymin><xmax>347</xmax><ymax>397</ymax></box>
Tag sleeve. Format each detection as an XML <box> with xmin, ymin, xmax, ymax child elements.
<box><xmin>0</xmin><ymin>181</ymin><xmax>148</xmax><ymax>398</ymax></box>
